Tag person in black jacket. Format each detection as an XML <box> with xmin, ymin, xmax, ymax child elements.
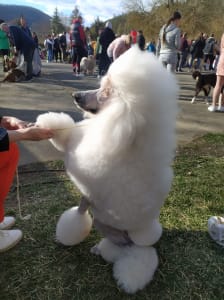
<box><xmin>0</xmin><ymin>23</ymin><xmax>35</xmax><ymax>80</ymax></box>
<box><xmin>98</xmin><ymin>21</ymin><xmax>115</xmax><ymax>76</ymax></box>
<box><xmin>137</xmin><ymin>30</ymin><xmax>146</xmax><ymax>51</ymax></box>
<box><xmin>59</xmin><ymin>32</ymin><xmax>67</xmax><ymax>62</ymax></box>
<box><xmin>189</xmin><ymin>32</ymin><xmax>206</xmax><ymax>71</ymax></box>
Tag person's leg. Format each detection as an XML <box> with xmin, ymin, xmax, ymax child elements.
<box><xmin>72</xmin><ymin>46</ymin><xmax>78</xmax><ymax>72</ymax></box>
<box><xmin>25</xmin><ymin>48</ymin><xmax>34</xmax><ymax>80</ymax></box>
<box><xmin>208</xmin><ymin>75</ymin><xmax>224</xmax><ymax>111</ymax></box>
<box><xmin>209</xmin><ymin>55</ymin><xmax>215</xmax><ymax>70</ymax></box>
<box><xmin>178</xmin><ymin>52</ymin><xmax>184</xmax><ymax>71</ymax></box>
<box><xmin>59</xmin><ymin>49</ymin><xmax>62</xmax><ymax>62</ymax></box>
<box><xmin>0</xmin><ymin>143</ymin><xmax>23</xmax><ymax>252</ymax></box>
<box><xmin>0</xmin><ymin>143</ymin><xmax>19</xmax><ymax>222</ymax></box>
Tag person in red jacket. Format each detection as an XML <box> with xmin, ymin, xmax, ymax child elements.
<box><xmin>0</xmin><ymin>115</ymin><xmax>53</xmax><ymax>252</ymax></box>
<box><xmin>70</xmin><ymin>16</ymin><xmax>87</xmax><ymax>76</ymax></box>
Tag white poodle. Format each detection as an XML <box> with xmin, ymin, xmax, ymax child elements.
<box><xmin>36</xmin><ymin>46</ymin><xmax>178</xmax><ymax>294</ymax></box>
<box><xmin>80</xmin><ymin>55</ymin><xmax>96</xmax><ymax>75</ymax></box>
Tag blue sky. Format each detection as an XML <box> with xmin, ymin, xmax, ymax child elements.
<box><xmin>1</xmin><ymin>0</ymin><xmax>126</xmax><ymax>25</ymax></box>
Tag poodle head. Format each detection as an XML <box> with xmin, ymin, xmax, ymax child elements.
<box><xmin>72</xmin><ymin>79</ymin><xmax>113</xmax><ymax>114</ymax></box>
<box><xmin>73</xmin><ymin>45</ymin><xmax>178</xmax><ymax>120</ymax></box>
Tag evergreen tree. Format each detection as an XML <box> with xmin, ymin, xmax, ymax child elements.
<box><xmin>51</xmin><ymin>7</ymin><xmax>65</xmax><ymax>34</ymax></box>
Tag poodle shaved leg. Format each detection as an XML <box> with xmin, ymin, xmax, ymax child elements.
<box><xmin>91</xmin><ymin>238</ymin><xmax>127</xmax><ymax>262</ymax></box>
<box><xmin>113</xmin><ymin>246</ymin><xmax>159</xmax><ymax>294</ymax></box>
<box><xmin>91</xmin><ymin>220</ymin><xmax>133</xmax><ymax>262</ymax></box>
<box><xmin>93</xmin><ymin>219</ymin><xmax>133</xmax><ymax>246</ymax></box>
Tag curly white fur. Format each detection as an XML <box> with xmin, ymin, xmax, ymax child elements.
<box><xmin>36</xmin><ymin>46</ymin><xmax>178</xmax><ymax>293</ymax></box>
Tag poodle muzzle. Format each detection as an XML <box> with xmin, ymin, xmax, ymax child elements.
<box><xmin>72</xmin><ymin>89</ymin><xmax>101</xmax><ymax>114</ymax></box>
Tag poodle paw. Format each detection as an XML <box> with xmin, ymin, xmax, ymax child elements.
<box><xmin>113</xmin><ymin>246</ymin><xmax>158</xmax><ymax>294</ymax></box>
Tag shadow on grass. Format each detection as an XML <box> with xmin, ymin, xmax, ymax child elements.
<box><xmin>0</xmin><ymin>224</ymin><xmax>223</xmax><ymax>300</ymax></box>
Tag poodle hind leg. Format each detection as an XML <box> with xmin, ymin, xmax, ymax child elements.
<box><xmin>91</xmin><ymin>220</ymin><xmax>133</xmax><ymax>262</ymax></box>
<box><xmin>113</xmin><ymin>245</ymin><xmax>159</xmax><ymax>294</ymax></box>
<box><xmin>91</xmin><ymin>237</ymin><xmax>159</xmax><ymax>293</ymax></box>
<box><xmin>91</xmin><ymin>238</ymin><xmax>126</xmax><ymax>263</ymax></box>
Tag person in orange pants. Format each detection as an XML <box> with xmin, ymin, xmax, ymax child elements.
<box><xmin>0</xmin><ymin>115</ymin><xmax>53</xmax><ymax>252</ymax></box>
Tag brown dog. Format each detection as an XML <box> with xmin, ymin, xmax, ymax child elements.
<box><xmin>3</xmin><ymin>55</ymin><xmax>26</xmax><ymax>82</ymax></box>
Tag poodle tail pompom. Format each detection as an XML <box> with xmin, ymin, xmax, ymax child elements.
<box><xmin>36</xmin><ymin>112</ymin><xmax>75</xmax><ymax>152</ymax></box>
<box><xmin>56</xmin><ymin>206</ymin><xmax>93</xmax><ymax>246</ymax></box>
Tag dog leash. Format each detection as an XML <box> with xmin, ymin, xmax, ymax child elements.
<box><xmin>16</xmin><ymin>168</ymin><xmax>31</xmax><ymax>221</ymax></box>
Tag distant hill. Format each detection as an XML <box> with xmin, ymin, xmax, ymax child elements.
<box><xmin>0</xmin><ymin>4</ymin><xmax>51</xmax><ymax>37</ymax></box>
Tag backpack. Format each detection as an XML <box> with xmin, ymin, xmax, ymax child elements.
<box><xmin>203</xmin><ymin>40</ymin><xmax>214</xmax><ymax>55</ymax></box>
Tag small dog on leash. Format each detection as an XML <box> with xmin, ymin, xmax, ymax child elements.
<box><xmin>80</xmin><ymin>55</ymin><xmax>96</xmax><ymax>75</ymax></box>
<box><xmin>191</xmin><ymin>70</ymin><xmax>216</xmax><ymax>104</ymax></box>
<box><xmin>3</xmin><ymin>55</ymin><xmax>26</xmax><ymax>82</ymax></box>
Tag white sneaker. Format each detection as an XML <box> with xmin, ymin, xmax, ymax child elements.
<box><xmin>208</xmin><ymin>105</ymin><xmax>217</xmax><ymax>112</ymax></box>
<box><xmin>0</xmin><ymin>216</ymin><xmax>15</xmax><ymax>230</ymax></box>
<box><xmin>208</xmin><ymin>216</ymin><xmax>224</xmax><ymax>246</ymax></box>
<box><xmin>0</xmin><ymin>229</ymin><xmax>23</xmax><ymax>252</ymax></box>
<box><xmin>218</xmin><ymin>106</ymin><xmax>224</xmax><ymax>112</ymax></box>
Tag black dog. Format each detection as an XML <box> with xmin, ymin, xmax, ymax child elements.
<box><xmin>191</xmin><ymin>71</ymin><xmax>217</xmax><ymax>104</ymax></box>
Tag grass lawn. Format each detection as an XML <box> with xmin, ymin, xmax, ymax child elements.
<box><xmin>0</xmin><ymin>133</ymin><xmax>224</xmax><ymax>300</ymax></box>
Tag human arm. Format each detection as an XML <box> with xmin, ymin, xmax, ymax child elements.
<box><xmin>175</xmin><ymin>29</ymin><xmax>181</xmax><ymax>50</ymax></box>
<box><xmin>7</xmin><ymin>127</ymin><xmax>53</xmax><ymax>142</ymax></box>
<box><xmin>0</xmin><ymin>116</ymin><xmax>53</xmax><ymax>151</ymax></box>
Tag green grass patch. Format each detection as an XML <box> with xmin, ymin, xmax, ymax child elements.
<box><xmin>1</xmin><ymin>133</ymin><xmax>224</xmax><ymax>300</ymax></box>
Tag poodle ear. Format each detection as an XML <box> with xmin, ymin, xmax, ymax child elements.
<box><xmin>100</xmin><ymin>101</ymin><xmax>145</xmax><ymax>155</ymax></box>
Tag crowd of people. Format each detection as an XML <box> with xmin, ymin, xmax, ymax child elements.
<box><xmin>0</xmin><ymin>12</ymin><xmax>223</xmax><ymax>251</ymax></box>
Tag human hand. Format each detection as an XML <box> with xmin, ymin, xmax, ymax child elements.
<box><xmin>1</xmin><ymin>116</ymin><xmax>30</xmax><ymax>130</ymax></box>
<box><xmin>7</xmin><ymin>125</ymin><xmax>54</xmax><ymax>143</ymax></box>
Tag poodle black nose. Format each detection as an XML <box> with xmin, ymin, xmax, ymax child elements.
<box><xmin>72</xmin><ymin>92</ymin><xmax>82</xmax><ymax>104</ymax></box>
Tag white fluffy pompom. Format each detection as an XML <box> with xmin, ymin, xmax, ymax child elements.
<box><xmin>56</xmin><ymin>206</ymin><xmax>92</xmax><ymax>246</ymax></box>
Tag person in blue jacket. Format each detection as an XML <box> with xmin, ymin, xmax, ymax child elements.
<box><xmin>0</xmin><ymin>22</ymin><xmax>35</xmax><ymax>81</ymax></box>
